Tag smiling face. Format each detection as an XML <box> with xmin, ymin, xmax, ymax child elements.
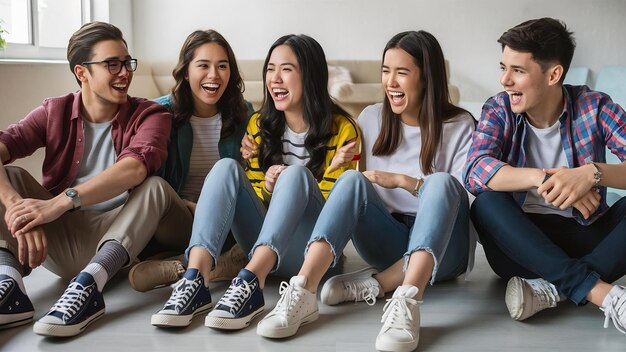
<box><xmin>265</xmin><ymin>44</ymin><xmax>304</xmax><ymax>118</ymax></box>
<box><xmin>78</xmin><ymin>39</ymin><xmax>133</xmax><ymax>109</ymax></box>
<box><xmin>382</xmin><ymin>48</ymin><xmax>424</xmax><ymax>125</ymax></box>
<box><xmin>500</xmin><ymin>46</ymin><xmax>561</xmax><ymax>120</ymax></box>
<box><xmin>186</xmin><ymin>41</ymin><xmax>230</xmax><ymax>117</ymax></box>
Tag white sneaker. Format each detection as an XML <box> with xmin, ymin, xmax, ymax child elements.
<box><xmin>505</xmin><ymin>277</ymin><xmax>560</xmax><ymax>321</ymax></box>
<box><xmin>256</xmin><ymin>275</ymin><xmax>318</xmax><ymax>339</ymax></box>
<box><xmin>375</xmin><ymin>285</ymin><xmax>421</xmax><ymax>352</ymax></box>
<box><xmin>320</xmin><ymin>266</ymin><xmax>380</xmax><ymax>306</ymax></box>
<box><xmin>602</xmin><ymin>285</ymin><xmax>626</xmax><ymax>334</ymax></box>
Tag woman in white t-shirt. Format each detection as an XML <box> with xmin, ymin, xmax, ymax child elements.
<box><xmin>255</xmin><ymin>31</ymin><xmax>476</xmax><ymax>349</ymax></box>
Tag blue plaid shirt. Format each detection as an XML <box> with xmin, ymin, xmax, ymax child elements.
<box><xmin>464</xmin><ymin>85</ymin><xmax>626</xmax><ymax>225</ymax></box>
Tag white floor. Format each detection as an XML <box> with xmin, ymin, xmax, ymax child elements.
<box><xmin>1</xmin><ymin>244</ymin><xmax>625</xmax><ymax>352</ymax></box>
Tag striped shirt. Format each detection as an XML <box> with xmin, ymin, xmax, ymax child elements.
<box><xmin>180</xmin><ymin>114</ymin><xmax>222</xmax><ymax>202</ymax></box>
<box><xmin>282</xmin><ymin>127</ymin><xmax>311</xmax><ymax>166</ymax></box>
<box><xmin>464</xmin><ymin>85</ymin><xmax>626</xmax><ymax>225</ymax></box>
<box><xmin>245</xmin><ymin>112</ymin><xmax>360</xmax><ymax>203</ymax></box>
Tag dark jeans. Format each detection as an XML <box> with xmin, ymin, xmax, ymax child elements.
<box><xmin>471</xmin><ymin>191</ymin><xmax>626</xmax><ymax>305</ymax></box>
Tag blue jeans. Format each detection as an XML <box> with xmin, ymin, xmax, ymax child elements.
<box><xmin>471</xmin><ymin>191</ymin><xmax>626</xmax><ymax>305</ymax></box>
<box><xmin>309</xmin><ymin>170</ymin><xmax>470</xmax><ymax>284</ymax></box>
<box><xmin>186</xmin><ymin>158</ymin><xmax>325</xmax><ymax>278</ymax></box>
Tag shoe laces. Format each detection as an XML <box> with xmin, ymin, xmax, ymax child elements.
<box><xmin>271</xmin><ymin>281</ymin><xmax>304</xmax><ymax>321</ymax></box>
<box><xmin>0</xmin><ymin>278</ymin><xmax>13</xmax><ymax>299</ymax></box>
<box><xmin>49</xmin><ymin>281</ymin><xmax>95</xmax><ymax>321</ymax></box>
<box><xmin>381</xmin><ymin>295</ymin><xmax>419</xmax><ymax>331</ymax></box>
<box><xmin>217</xmin><ymin>277</ymin><xmax>255</xmax><ymax>315</ymax></box>
<box><xmin>602</xmin><ymin>286</ymin><xmax>626</xmax><ymax>334</ymax></box>
<box><xmin>166</xmin><ymin>277</ymin><xmax>201</xmax><ymax>312</ymax></box>
<box><xmin>343</xmin><ymin>279</ymin><xmax>379</xmax><ymax>306</ymax></box>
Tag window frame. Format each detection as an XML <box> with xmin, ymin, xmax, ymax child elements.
<box><xmin>0</xmin><ymin>0</ymin><xmax>91</xmax><ymax>61</ymax></box>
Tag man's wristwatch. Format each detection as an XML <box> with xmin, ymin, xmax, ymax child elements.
<box><xmin>590</xmin><ymin>162</ymin><xmax>602</xmax><ymax>186</ymax></box>
<box><xmin>64</xmin><ymin>188</ymin><xmax>81</xmax><ymax>211</ymax></box>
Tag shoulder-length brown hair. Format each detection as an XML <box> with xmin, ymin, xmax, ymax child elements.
<box><xmin>170</xmin><ymin>30</ymin><xmax>246</xmax><ymax>137</ymax></box>
<box><xmin>373</xmin><ymin>30</ymin><xmax>469</xmax><ymax>175</ymax></box>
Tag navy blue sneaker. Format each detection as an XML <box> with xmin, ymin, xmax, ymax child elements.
<box><xmin>33</xmin><ymin>272</ymin><xmax>105</xmax><ymax>337</ymax></box>
<box><xmin>205</xmin><ymin>268</ymin><xmax>265</xmax><ymax>330</ymax></box>
<box><xmin>0</xmin><ymin>274</ymin><xmax>34</xmax><ymax>329</ymax></box>
<box><xmin>151</xmin><ymin>269</ymin><xmax>213</xmax><ymax>327</ymax></box>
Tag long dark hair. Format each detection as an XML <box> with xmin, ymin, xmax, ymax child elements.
<box><xmin>170</xmin><ymin>30</ymin><xmax>246</xmax><ymax>137</ymax></box>
<box><xmin>373</xmin><ymin>30</ymin><xmax>469</xmax><ymax>175</ymax></box>
<box><xmin>257</xmin><ymin>34</ymin><xmax>349</xmax><ymax>180</ymax></box>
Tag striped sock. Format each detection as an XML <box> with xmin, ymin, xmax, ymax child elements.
<box><xmin>84</xmin><ymin>240</ymin><xmax>129</xmax><ymax>291</ymax></box>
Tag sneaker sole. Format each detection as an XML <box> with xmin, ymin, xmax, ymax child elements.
<box><xmin>0</xmin><ymin>311</ymin><xmax>35</xmax><ymax>329</ymax></box>
<box><xmin>375</xmin><ymin>336</ymin><xmax>419</xmax><ymax>352</ymax></box>
<box><xmin>33</xmin><ymin>308</ymin><xmax>105</xmax><ymax>337</ymax></box>
<box><xmin>320</xmin><ymin>266</ymin><xmax>378</xmax><ymax>305</ymax></box>
<box><xmin>505</xmin><ymin>277</ymin><xmax>525</xmax><ymax>321</ymax></box>
<box><xmin>205</xmin><ymin>306</ymin><xmax>265</xmax><ymax>330</ymax></box>
<box><xmin>256</xmin><ymin>309</ymin><xmax>319</xmax><ymax>339</ymax></box>
<box><xmin>151</xmin><ymin>302</ymin><xmax>214</xmax><ymax>327</ymax></box>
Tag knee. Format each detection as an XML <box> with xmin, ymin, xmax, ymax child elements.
<box><xmin>335</xmin><ymin>169</ymin><xmax>366</xmax><ymax>187</ymax></box>
<box><xmin>422</xmin><ymin>172</ymin><xmax>458</xmax><ymax>191</ymax></box>
<box><xmin>205</xmin><ymin>158</ymin><xmax>242</xmax><ymax>184</ymax></box>
<box><xmin>4</xmin><ymin>166</ymin><xmax>33</xmax><ymax>184</ymax></box>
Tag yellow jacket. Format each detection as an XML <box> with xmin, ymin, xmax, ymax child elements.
<box><xmin>245</xmin><ymin>112</ymin><xmax>360</xmax><ymax>203</ymax></box>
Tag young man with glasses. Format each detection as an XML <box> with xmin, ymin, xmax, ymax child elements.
<box><xmin>464</xmin><ymin>18</ymin><xmax>626</xmax><ymax>333</ymax></box>
<box><xmin>0</xmin><ymin>22</ymin><xmax>190</xmax><ymax>337</ymax></box>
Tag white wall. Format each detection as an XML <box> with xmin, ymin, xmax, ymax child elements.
<box><xmin>131</xmin><ymin>0</ymin><xmax>626</xmax><ymax>103</ymax></box>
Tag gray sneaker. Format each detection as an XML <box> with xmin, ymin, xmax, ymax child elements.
<box><xmin>505</xmin><ymin>277</ymin><xmax>560</xmax><ymax>321</ymax></box>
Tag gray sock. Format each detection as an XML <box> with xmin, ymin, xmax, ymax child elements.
<box><xmin>85</xmin><ymin>240</ymin><xmax>129</xmax><ymax>291</ymax></box>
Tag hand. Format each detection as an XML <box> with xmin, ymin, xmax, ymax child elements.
<box><xmin>240</xmin><ymin>133</ymin><xmax>258</xmax><ymax>160</ymax></box>
<box><xmin>264</xmin><ymin>164</ymin><xmax>288</xmax><ymax>193</ymax></box>
<box><xmin>5</xmin><ymin>196</ymin><xmax>68</xmax><ymax>236</ymax></box>
<box><xmin>362</xmin><ymin>170</ymin><xmax>404</xmax><ymax>189</ymax></box>
<box><xmin>14</xmin><ymin>226</ymin><xmax>48</xmax><ymax>268</ymax></box>
<box><xmin>572</xmin><ymin>189</ymin><xmax>601</xmax><ymax>220</ymax></box>
<box><xmin>537</xmin><ymin>165</ymin><xmax>596</xmax><ymax>209</ymax></box>
<box><xmin>328</xmin><ymin>139</ymin><xmax>359</xmax><ymax>173</ymax></box>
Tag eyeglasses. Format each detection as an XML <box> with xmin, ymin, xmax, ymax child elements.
<box><xmin>81</xmin><ymin>58</ymin><xmax>138</xmax><ymax>75</ymax></box>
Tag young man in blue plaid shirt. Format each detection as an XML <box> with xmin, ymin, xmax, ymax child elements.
<box><xmin>464</xmin><ymin>17</ymin><xmax>626</xmax><ymax>333</ymax></box>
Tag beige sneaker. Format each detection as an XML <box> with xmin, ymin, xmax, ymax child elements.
<box><xmin>128</xmin><ymin>245</ymin><xmax>249</xmax><ymax>292</ymax></box>
<box><xmin>505</xmin><ymin>277</ymin><xmax>561</xmax><ymax>321</ymax></box>
<box><xmin>128</xmin><ymin>256</ymin><xmax>185</xmax><ymax>292</ymax></box>
<box><xmin>207</xmin><ymin>244</ymin><xmax>249</xmax><ymax>282</ymax></box>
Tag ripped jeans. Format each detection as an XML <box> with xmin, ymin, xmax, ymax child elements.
<box><xmin>186</xmin><ymin>158</ymin><xmax>325</xmax><ymax>278</ymax></box>
<box><xmin>308</xmin><ymin>170</ymin><xmax>469</xmax><ymax>284</ymax></box>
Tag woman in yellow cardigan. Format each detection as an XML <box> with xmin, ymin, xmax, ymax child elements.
<box><xmin>150</xmin><ymin>34</ymin><xmax>359</xmax><ymax>332</ymax></box>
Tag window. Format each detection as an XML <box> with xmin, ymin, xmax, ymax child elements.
<box><xmin>0</xmin><ymin>0</ymin><xmax>91</xmax><ymax>60</ymax></box>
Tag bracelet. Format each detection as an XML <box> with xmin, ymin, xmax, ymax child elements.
<box><xmin>590</xmin><ymin>162</ymin><xmax>602</xmax><ymax>185</ymax></box>
<box><xmin>412</xmin><ymin>177</ymin><xmax>424</xmax><ymax>197</ymax></box>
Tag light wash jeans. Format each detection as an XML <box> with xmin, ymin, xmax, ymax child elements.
<box><xmin>309</xmin><ymin>170</ymin><xmax>470</xmax><ymax>284</ymax></box>
<box><xmin>186</xmin><ymin>158</ymin><xmax>325</xmax><ymax>278</ymax></box>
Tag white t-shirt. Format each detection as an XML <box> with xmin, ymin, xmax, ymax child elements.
<box><xmin>180</xmin><ymin>114</ymin><xmax>222</xmax><ymax>202</ymax></box>
<box><xmin>73</xmin><ymin>119</ymin><xmax>128</xmax><ymax>211</ymax></box>
<box><xmin>281</xmin><ymin>126</ymin><xmax>310</xmax><ymax>166</ymax></box>
<box><xmin>357</xmin><ymin>103</ymin><xmax>475</xmax><ymax>215</ymax></box>
<box><xmin>522</xmin><ymin>118</ymin><xmax>573</xmax><ymax>217</ymax></box>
